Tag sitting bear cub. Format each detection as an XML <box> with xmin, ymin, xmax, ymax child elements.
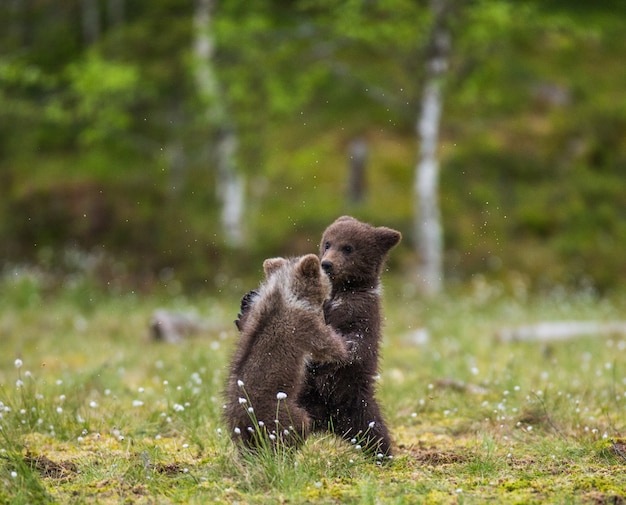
<box><xmin>224</xmin><ymin>254</ymin><xmax>349</xmax><ymax>450</ymax></box>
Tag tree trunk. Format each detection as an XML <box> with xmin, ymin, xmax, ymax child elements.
<box><xmin>193</xmin><ymin>0</ymin><xmax>245</xmax><ymax>247</ymax></box>
<box><xmin>215</xmin><ymin>128</ymin><xmax>245</xmax><ymax>245</ymax></box>
<box><xmin>107</xmin><ymin>0</ymin><xmax>124</xmax><ymax>27</ymax></box>
<box><xmin>414</xmin><ymin>0</ymin><xmax>450</xmax><ymax>296</ymax></box>
<box><xmin>347</xmin><ymin>137</ymin><xmax>368</xmax><ymax>204</ymax></box>
<box><xmin>8</xmin><ymin>0</ymin><xmax>26</xmax><ymax>47</ymax></box>
<box><xmin>81</xmin><ymin>0</ymin><xmax>100</xmax><ymax>45</ymax></box>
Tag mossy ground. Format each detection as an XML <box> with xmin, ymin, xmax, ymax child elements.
<box><xmin>1</xmin><ymin>275</ymin><xmax>625</xmax><ymax>504</ymax></box>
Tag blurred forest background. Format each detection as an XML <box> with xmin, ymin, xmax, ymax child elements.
<box><xmin>1</xmin><ymin>0</ymin><xmax>625</xmax><ymax>296</ymax></box>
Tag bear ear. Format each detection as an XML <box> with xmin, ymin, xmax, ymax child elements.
<box><xmin>376</xmin><ymin>226</ymin><xmax>402</xmax><ymax>252</ymax></box>
<box><xmin>334</xmin><ymin>215</ymin><xmax>356</xmax><ymax>224</ymax></box>
<box><xmin>298</xmin><ymin>254</ymin><xmax>321</xmax><ymax>279</ymax></box>
<box><xmin>263</xmin><ymin>257</ymin><xmax>287</xmax><ymax>277</ymax></box>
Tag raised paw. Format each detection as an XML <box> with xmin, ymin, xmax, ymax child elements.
<box><xmin>240</xmin><ymin>289</ymin><xmax>259</xmax><ymax>313</ymax></box>
<box><xmin>235</xmin><ymin>289</ymin><xmax>259</xmax><ymax>331</ymax></box>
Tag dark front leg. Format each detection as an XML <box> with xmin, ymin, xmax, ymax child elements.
<box><xmin>333</xmin><ymin>396</ymin><xmax>393</xmax><ymax>458</ymax></box>
<box><xmin>298</xmin><ymin>368</ymin><xmax>331</xmax><ymax>432</ymax></box>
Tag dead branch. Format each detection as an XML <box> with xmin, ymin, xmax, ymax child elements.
<box><xmin>496</xmin><ymin>321</ymin><xmax>626</xmax><ymax>343</ymax></box>
<box><xmin>434</xmin><ymin>378</ymin><xmax>488</xmax><ymax>395</ymax></box>
<box><xmin>149</xmin><ymin>309</ymin><xmax>215</xmax><ymax>343</ymax></box>
<box><xmin>611</xmin><ymin>439</ymin><xmax>626</xmax><ymax>463</ymax></box>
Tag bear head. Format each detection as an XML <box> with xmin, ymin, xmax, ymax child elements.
<box><xmin>319</xmin><ymin>216</ymin><xmax>401</xmax><ymax>289</ymax></box>
<box><xmin>263</xmin><ymin>254</ymin><xmax>331</xmax><ymax>308</ymax></box>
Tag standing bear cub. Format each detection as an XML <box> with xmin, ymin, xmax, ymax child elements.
<box><xmin>299</xmin><ymin>216</ymin><xmax>401</xmax><ymax>457</ymax></box>
<box><xmin>224</xmin><ymin>254</ymin><xmax>349</xmax><ymax>451</ymax></box>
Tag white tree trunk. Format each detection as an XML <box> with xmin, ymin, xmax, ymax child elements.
<box><xmin>414</xmin><ymin>0</ymin><xmax>450</xmax><ymax>296</ymax></box>
<box><xmin>216</xmin><ymin>129</ymin><xmax>245</xmax><ymax>245</ymax></box>
<box><xmin>193</xmin><ymin>0</ymin><xmax>245</xmax><ymax>247</ymax></box>
<box><xmin>348</xmin><ymin>137</ymin><xmax>368</xmax><ymax>204</ymax></box>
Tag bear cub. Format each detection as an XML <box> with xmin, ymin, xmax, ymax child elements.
<box><xmin>224</xmin><ymin>254</ymin><xmax>349</xmax><ymax>450</ymax></box>
<box><xmin>299</xmin><ymin>216</ymin><xmax>401</xmax><ymax>457</ymax></box>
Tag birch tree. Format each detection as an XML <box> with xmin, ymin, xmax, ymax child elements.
<box><xmin>193</xmin><ymin>0</ymin><xmax>245</xmax><ymax>247</ymax></box>
<box><xmin>414</xmin><ymin>0</ymin><xmax>451</xmax><ymax>296</ymax></box>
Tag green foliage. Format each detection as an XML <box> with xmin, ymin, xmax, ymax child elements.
<box><xmin>0</xmin><ymin>1</ymin><xmax>625</xmax><ymax>291</ymax></box>
<box><xmin>65</xmin><ymin>51</ymin><xmax>141</xmax><ymax>147</ymax></box>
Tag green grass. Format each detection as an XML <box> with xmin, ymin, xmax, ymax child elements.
<box><xmin>1</xmin><ymin>271</ymin><xmax>625</xmax><ymax>504</ymax></box>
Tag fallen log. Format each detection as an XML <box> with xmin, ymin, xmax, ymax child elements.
<box><xmin>497</xmin><ymin>321</ymin><xmax>626</xmax><ymax>343</ymax></box>
<box><xmin>149</xmin><ymin>309</ymin><xmax>213</xmax><ymax>343</ymax></box>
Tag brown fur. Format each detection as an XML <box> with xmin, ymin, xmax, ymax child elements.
<box><xmin>299</xmin><ymin>216</ymin><xmax>401</xmax><ymax>456</ymax></box>
<box><xmin>224</xmin><ymin>254</ymin><xmax>349</xmax><ymax>451</ymax></box>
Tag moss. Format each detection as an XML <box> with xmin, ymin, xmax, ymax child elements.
<box><xmin>499</xmin><ymin>478</ymin><xmax>534</xmax><ymax>492</ymax></box>
<box><xmin>573</xmin><ymin>475</ymin><xmax>626</xmax><ymax>495</ymax></box>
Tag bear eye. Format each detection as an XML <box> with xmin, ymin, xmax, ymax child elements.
<box><xmin>341</xmin><ymin>245</ymin><xmax>353</xmax><ymax>254</ymax></box>
<box><xmin>323</xmin><ymin>241</ymin><xmax>331</xmax><ymax>251</ymax></box>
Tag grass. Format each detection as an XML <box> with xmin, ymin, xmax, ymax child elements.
<box><xmin>1</xmin><ymin>270</ymin><xmax>625</xmax><ymax>504</ymax></box>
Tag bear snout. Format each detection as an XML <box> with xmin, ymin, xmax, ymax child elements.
<box><xmin>321</xmin><ymin>260</ymin><xmax>333</xmax><ymax>274</ymax></box>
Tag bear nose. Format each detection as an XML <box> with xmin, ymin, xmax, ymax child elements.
<box><xmin>321</xmin><ymin>260</ymin><xmax>333</xmax><ymax>273</ymax></box>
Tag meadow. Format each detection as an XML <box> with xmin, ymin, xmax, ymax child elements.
<box><xmin>1</xmin><ymin>270</ymin><xmax>625</xmax><ymax>504</ymax></box>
